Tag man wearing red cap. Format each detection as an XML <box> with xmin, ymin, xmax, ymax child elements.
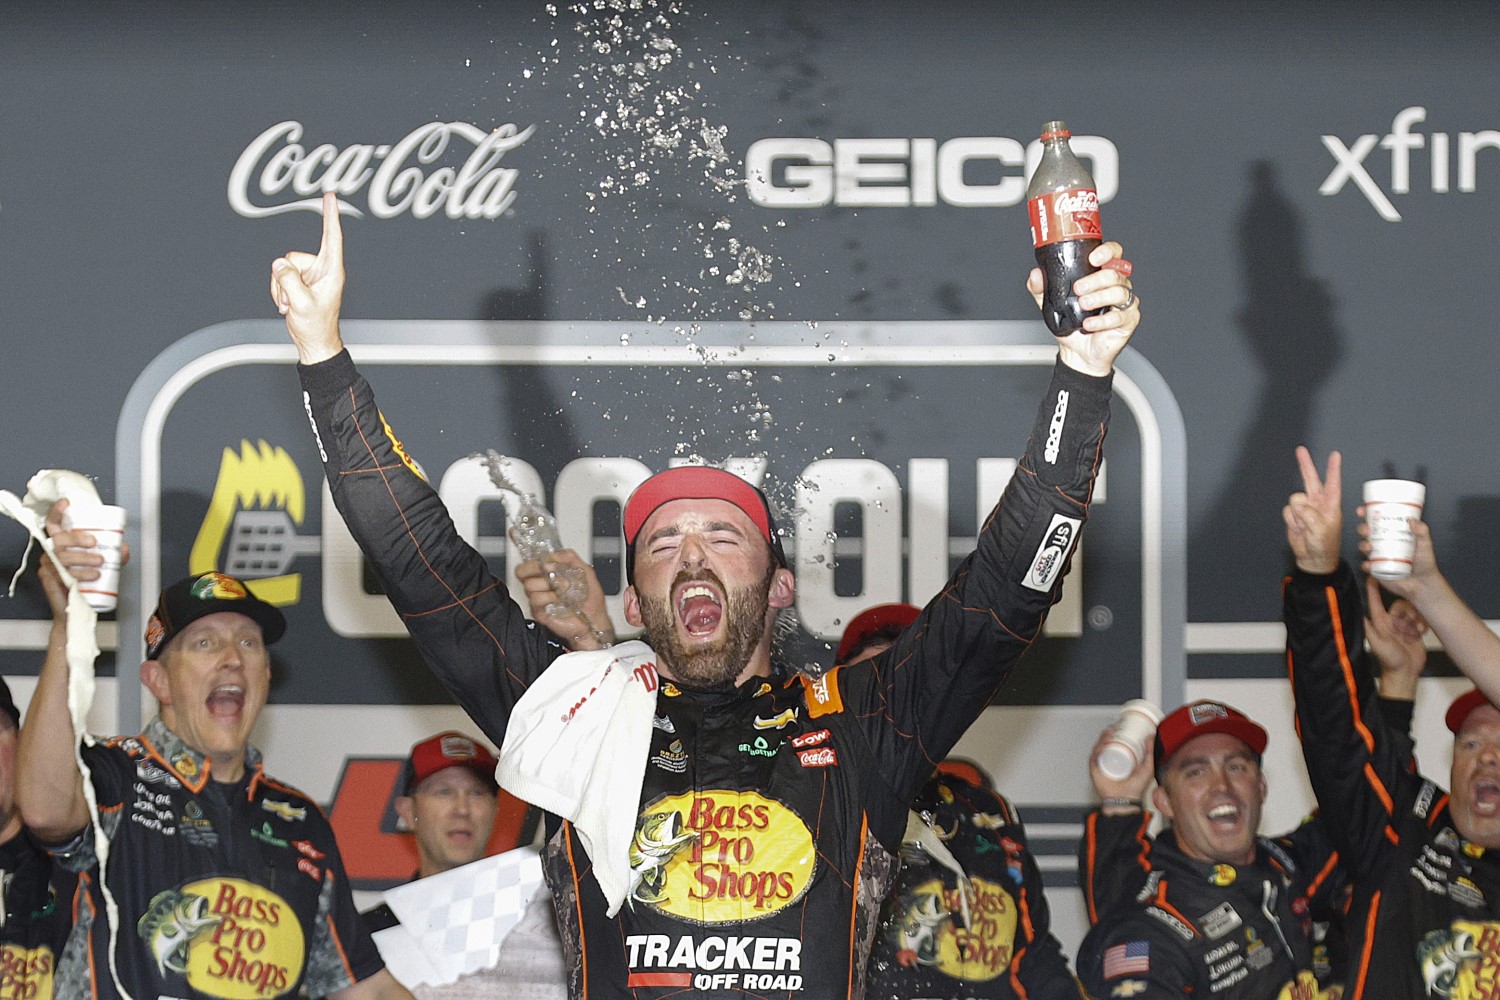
<box><xmin>270</xmin><ymin>194</ymin><xmax>1139</xmax><ymax>998</ymax></box>
<box><xmin>1074</xmin><ymin>699</ymin><xmax>1330</xmax><ymax>997</ymax></box>
<box><xmin>1284</xmin><ymin>448</ymin><xmax>1500</xmax><ymax>997</ymax></box>
<box><xmin>363</xmin><ymin>732</ymin><xmax>501</xmax><ymax>935</ymax></box>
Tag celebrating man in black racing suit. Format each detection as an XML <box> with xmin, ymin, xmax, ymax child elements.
<box><xmin>1284</xmin><ymin>447</ymin><xmax>1500</xmax><ymax>998</ymax></box>
<box><xmin>269</xmin><ymin>193</ymin><xmax>1140</xmax><ymax>999</ymax></box>
<box><xmin>1075</xmin><ymin>701</ymin><xmax>1332</xmax><ymax>998</ymax></box>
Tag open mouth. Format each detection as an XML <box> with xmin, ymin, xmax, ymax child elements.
<box><xmin>207</xmin><ymin>684</ymin><xmax>245</xmax><ymax>717</ymax></box>
<box><xmin>677</xmin><ymin>583</ymin><xmax>725</xmax><ymax>638</ymax></box>
<box><xmin>1473</xmin><ymin>779</ymin><xmax>1500</xmax><ymax>816</ymax></box>
<box><xmin>1206</xmin><ymin>802</ymin><xmax>1241</xmax><ymax>828</ymax></box>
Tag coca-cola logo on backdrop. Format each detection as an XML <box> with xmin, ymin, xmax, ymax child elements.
<box><xmin>227</xmin><ymin>120</ymin><xmax>535</xmax><ymax>221</ymax></box>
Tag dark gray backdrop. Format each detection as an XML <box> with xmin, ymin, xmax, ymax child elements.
<box><xmin>2</xmin><ymin>1</ymin><xmax>1495</xmax><ymax>696</ymax></box>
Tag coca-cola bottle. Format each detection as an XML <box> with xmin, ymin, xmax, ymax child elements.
<box><xmin>1027</xmin><ymin>120</ymin><xmax>1103</xmax><ymax>335</ymax></box>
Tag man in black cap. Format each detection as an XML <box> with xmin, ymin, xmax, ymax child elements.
<box><xmin>17</xmin><ymin>512</ymin><xmax>411</xmax><ymax>999</ymax></box>
<box><xmin>271</xmin><ymin>193</ymin><xmax>1139</xmax><ymax>999</ymax></box>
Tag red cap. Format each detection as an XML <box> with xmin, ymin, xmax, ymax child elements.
<box><xmin>401</xmin><ymin>731</ymin><xmax>499</xmax><ymax>795</ymax></box>
<box><xmin>622</xmin><ymin>466</ymin><xmax>785</xmax><ymax>582</ymax></box>
<box><xmin>837</xmin><ymin>603</ymin><xmax>921</xmax><ymax>663</ymax></box>
<box><xmin>1446</xmin><ymin>688</ymin><xmax>1498</xmax><ymax>734</ymax></box>
<box><xmin>1154</xmin><ymin>700</ymin><xmax>1268</xmax><ymax>766</ymax></box>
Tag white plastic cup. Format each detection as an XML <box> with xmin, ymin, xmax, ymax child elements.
<box><xmin>61</xmin><ymin>503</ymin><xmax>127</xmax><ymax>613</ymax></box>
<box><xmin>1362</xmin><ymin>479</ymin><xmax>1426</xmax><ymax>580</ymax></box>
<box><xmin>1096</xmin><ymin>699</ymin><xmax>1164</xmax><ymax>781</ymax></box>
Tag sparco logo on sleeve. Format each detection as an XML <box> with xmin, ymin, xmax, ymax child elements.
<box><xmin>228</xmin><ymin>120</ymin><xmax>535</xmax><ymax>221</ymax></box>
<box><xmin>1043</xmin><ymin>389</ymin><xmax>1070</xmax><ymax>464</ymax></box>
<box><xmin>1023</xmin><ymin>514</ymin><xmax>1081</xmax><ymax>593</ymax></box>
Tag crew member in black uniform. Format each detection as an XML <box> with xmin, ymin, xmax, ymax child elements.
<box><xmin>269</xmin><ymin>192</ymin><xmax>1140</xmax><ymax>999</ymax></box>
<box><xmin>1077</xmin><ymin>700</ymin><xmax>1331</xmax><ymax>998</ymax></box>
<box><xmin>830</xmin><ymin>603</ymin><xmax>1087</xmax><ymax>1000</ymax></box>
<box><xmin>18</xmin><ymin>543</ymin><xmax>408</xmax><ymax>999</ymax></box>
<box><xmin>1079</xmin><ymin>589</ymin><xmax>1431</xmax><ymax>995</ymax></box>
<box><xmin>0</xmin><ymin>675</ymin><xmax>72</xmax><ymax>1000</ymax></box>
<box><xmin>1283</xmin><ymin>447</ymin><xmax>1500</xmax><ymax>998</ymax></box>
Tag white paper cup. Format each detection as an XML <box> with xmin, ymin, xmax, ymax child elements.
<box><xmin>1362</xmin><ymin>479</ymin><xmax>1426</xmax><ymax>580</ymax></box>
<box><xmin>61</xmin><ymin>503</ymin><xmax>126</xmax><ymax>612</ymax></box>
<box><xmin>1096</xmin><ymin>698</ymin><xmax>1165</xmax><ymax>781</ymax></box>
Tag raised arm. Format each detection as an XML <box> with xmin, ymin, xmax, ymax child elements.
<box><xmin>271</xmin><ymin>194</ymin><xmax>560</xmax><ymax>748</ymax></box>
<box><xmin>842</xmin><ymin>243</ymin><xmax>1139</xmax><ymax>824</ymax></box>
<box><xmin>1283</xmin><ymin>448</ymin><xmax>1415</xmax><ymax>876</ymax></box>
<box><xmin>1078</xmin><ymin>726</ymin><xmax>1155</xmax><ymax>925</ymax></box>
<box><xmin>16</xmin><ymin>500</ymin><xmax>99</xmax><ymax>841</ymax></box>
<box><xmin>1370</xmin><ymin>518</ymin><xmax>1500</xmax><ymax>708</ymax></box>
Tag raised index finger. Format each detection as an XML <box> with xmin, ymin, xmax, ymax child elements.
<box><xmin>320</xmin><ymin>191</ymin><xmax>344</xmax><ymax>265</ymax></box>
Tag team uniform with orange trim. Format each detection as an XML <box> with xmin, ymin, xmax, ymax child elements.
<box><xmin>868</xmin><ymin>773</ymin><xmax>1086</xmax><ymax>999</ymax></box>
<box><xmin>1076</xmin><ymin>823</ymin><xmax>1329</xmax><ymax>998</ymax></box>
<box><xmin>297</xmin><ymin>350</ymin><xmax>1110</xmax><ymax>999</ymax></box>
<box><xmin>46</xmin><ymin>718</ymin><xmax>384</xmax><ymax>999</ymax></box>
<box><xmin>1286</xmin><ymin>563</ymin><xmax>1500</xmax><ymax>999</ymax></box>
<box><xmin>1079</xmin><ymin>808</ymin><xmax>1348</xmax><ymax>994</ymax></box>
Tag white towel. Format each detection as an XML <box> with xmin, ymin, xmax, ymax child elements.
<box><xmin>496</xmin><ymin>641</ymin><xmax>659</xmax><ymax>917</ymax></box>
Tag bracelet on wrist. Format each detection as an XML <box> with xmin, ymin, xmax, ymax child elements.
<box><xmin>1101</xmin><ymin>797</ymin><xmax>1141</xmax><ymax>810</ymax></box>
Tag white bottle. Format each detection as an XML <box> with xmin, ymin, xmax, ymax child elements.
<box><xmin>1096</xmin><ymin>699</ymin><xmax>1164</xmax><ymax>781</ymax></box>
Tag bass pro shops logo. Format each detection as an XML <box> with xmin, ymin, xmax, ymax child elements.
<box><xmin>228</xmin><ymin>120</ymin><xmax>535</xmax><ymax>221</ymax></box>
<box><xmin>137</xmin><ymin>880</ymin><xmax>304</xmax><ymax>999</ymax></box>
<box><xmin>0</xmin><ymin>944</ymin><xmax>53</xmax><ymax>1000</ymax></box>
<box><xmin>626</xmin><ymin>791</ymin><xmax>815</xmax><ymax>920</ymax></box>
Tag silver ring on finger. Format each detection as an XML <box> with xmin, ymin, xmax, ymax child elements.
<box><xmin>1116</xmin><ymin>287</ymin><xmax>1136</xmax><ymax>311</ymax></box>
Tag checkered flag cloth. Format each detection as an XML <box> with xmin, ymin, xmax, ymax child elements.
<box><xmin>375</xmin><ymin>847</ymin><xmax>546</xmax><ymax>987</ymax></box>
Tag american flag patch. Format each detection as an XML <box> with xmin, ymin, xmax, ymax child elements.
<box><xmin>1103</xmin><ymin>941</ymin><xmax>1150</xmax><ymax>978</ymax></box>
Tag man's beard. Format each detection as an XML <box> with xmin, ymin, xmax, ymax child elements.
<box><xmin>637</xmin><ymin>564</ymin><xmax>775</xmax><ymax>690</ymax></box>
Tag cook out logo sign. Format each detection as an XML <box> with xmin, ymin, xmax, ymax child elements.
<box><xmin>139</xmin><ymin>879</ymin><xmax>304</xmax><ymax>999</ymax></box>
<box><xmin>644</xmin><ymin>790</ymin><xmax>814</xmax><ymax>922</ymax></box>
<box><xmin>228</xmin><ymin>120</ymin><xmax>535</xmax><ymax>220</ymax></box>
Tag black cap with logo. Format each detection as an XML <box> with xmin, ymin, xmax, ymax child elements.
<box><xmin>145</xmin><ymin>573</ymin><xmax>286</xmax><ymax>660</ymax></box>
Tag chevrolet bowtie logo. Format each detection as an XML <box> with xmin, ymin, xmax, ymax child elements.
<box><xmin>262</xmin><ymin>800</ymin><xmax>306</xmax><ymax>823</ymax></box>
<box><xmin>753</xmin><ymin>708</ymin><xmax>797</xmax><ymax>730</ymax></box>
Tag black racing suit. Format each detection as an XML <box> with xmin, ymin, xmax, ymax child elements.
<box><xmin>1079</xmin><ymin>809</ymin><xmax>1347</xmax><ymax>995</ymax></box>
<box><xmin>868</xmin><ymin>773</ymin><xmax>1085</xmax><ymax>999</ymax></box>
<box><xmin>298</xmin><ymin>350</ymin><xmax>1111</xmax><ymax>999</ymax></box>
<box><xmin>47</xmin><ymin>719</ymin><xmax>384</xmax><ymax>999</ymax></box>
<box><xmin>0</xmin><ymin>828</ymin><xmax>75</xmax><ymax>999</ymax></box>
<box><xmin>1286</xmin><ymin>562</ymin><xmax>1500</xmax><ymax>999</ymax></box>
<box><xmin>1076</xmin><ymin>826</ymin><xmax>1330</xmax><ymax>998</ymax></box>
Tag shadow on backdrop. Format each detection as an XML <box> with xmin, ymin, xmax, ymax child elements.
<box><xmin>1189</xmin><ymin>160</ymin><xmax>1344</xmax><ymax>661</ymax></box>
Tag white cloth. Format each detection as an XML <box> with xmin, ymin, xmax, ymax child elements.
<box><xmin>0</xmin><ymin>470</ymin><xmax>136</xmax><ymax>999</ymax></box>
<box><xmin>374</xmin><ymin>847</ymin><xmax>548</xmax><ymax>988</ymax></box>
<box><xmin>496</xmin><ymin>641</ymin><xmax>659</xmax><ymax>917</ymax></box>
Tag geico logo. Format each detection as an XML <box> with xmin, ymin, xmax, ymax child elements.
<box><xmin>228</xmin><ymin>120</ymin><xmax>535</xmax><ymax>221</ymax></box>
<box><xmin>744</xmin><ymin>136</ymin><xmax>1119</xmax><ymax>208</ymax></box>
<box><xmin>1321</xmin><ymin>105</ymin><xmax>1500</xmax><ymax>221</ymax></box>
